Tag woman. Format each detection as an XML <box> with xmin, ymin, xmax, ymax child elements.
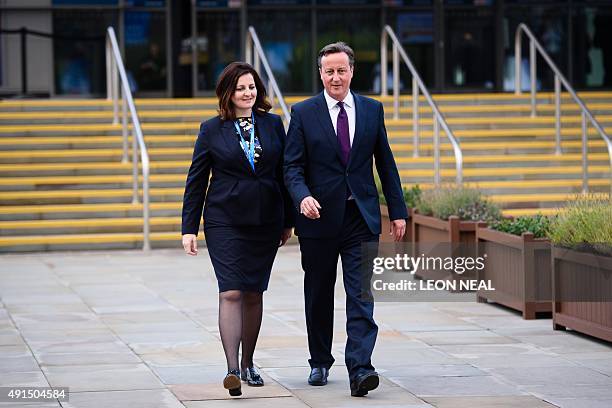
<box><xmin>181</xmin><ymin>62</ymin><xmax>294</xmax><ymax>397</ymax></box>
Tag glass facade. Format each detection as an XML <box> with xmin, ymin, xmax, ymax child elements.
<box><xmin>2</xmin><ymin>1</ymin><xmax>611</xmax><ymax>96</ymax></box>
<box><xmin>53</xmin><ymin>10</ymin><xmax>116</xmax><ymax>95</ymax></box>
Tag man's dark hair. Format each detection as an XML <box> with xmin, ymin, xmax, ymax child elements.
<box><xmin>215</xmin><ymin>61</ymin><xmax>271</xmax><ymax>121</ymax></box>
<box><xmin>317</xmin><ymin>42</ymin><xmax>355</xmax><ymax>68</ymax></box>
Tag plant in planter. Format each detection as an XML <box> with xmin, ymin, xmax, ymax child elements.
<box><xmin>379</xmin><ymin>183</ymin><xmax>421</xmax><ymax>243</ymax></box>
<box><xmin>548</xmin><ymin>195</ymin><xmax>612</xmax><ymax>342</ymax></box>
<box><xmin>412</xmin><ymin>186</ymin><xmax>502</xmax><ymax>288</ymax></box>
<box><xmin>477</xmin><ymin>214</ymin><xmax>553</xmax><ymax>319</ymax></box>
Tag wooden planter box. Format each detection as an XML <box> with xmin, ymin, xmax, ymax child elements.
<box><xmin>380</xmin><ymin>205</ymin><xmax>412</xmax><ymax>243</ymax></box>
<box><xmin>552</xmin><ymin>246</ymin><xmax>612</xmax><ymax>342</ymax></box>
<box><xmin>476</xmin><ymin>227</ymin><xmax>552</xmax><ymax>319</ymax></box>
<box><xmin>412</xmin><ymin>211</ymin><xmax>486</xmax><ymax>289</ymax></box>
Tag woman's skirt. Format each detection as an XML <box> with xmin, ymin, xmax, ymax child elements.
<box><xmin>204</xmin><ymin>225</ymin><xmax>281</xmax><ymax>293</ymax></box>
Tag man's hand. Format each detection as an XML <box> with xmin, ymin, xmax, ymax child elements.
<box><xmin>279</xmin><ymin>228</ymin><xmax>293</xmax><ymax>247</ymax></box>
<box><xmin>300</xmin><ymin>196</ymin><xmax>321</xmax><ymax>219</ymax></box>
<box><xmin>182</xmin><ymin>234</ymin><xmax>198</xmax><ymax>255</ymax></box>
<box><xmin>390</xmin><ymin>219</ymin><xmax>407</xmax><ymax>242</ymax></box>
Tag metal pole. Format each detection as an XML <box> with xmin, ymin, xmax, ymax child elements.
<box><xmin>112</xmin><ymin>58</ymin><xmax>119</xmax><ymax>124</ymax></box>
<box><xmin>434</xmin><ymin>115</ymin><xmax>440</xmax><ymax>187</ymax></box>
<box><xmin>142</xmin><ymin>166</ymin><xmax>151</xmax><ymax>251</ymax></box>
<box><xmin>381</xmin><ymin>30</ymin><xmax>387</xmax><ymax>97</ymax></box>
<box><xmin>515</xmin><ymin>28</ymin><xmax>521</xmax><ymax>95</ymax></box>
<box><xmin>106</xmin><ymin>39</ymin><xmax>112</xmax><ymax>100</ymax></box>
<box><xmin>121</xmin><ymin>86</ymin><xmax>129</xmax><ymax>163</ymax></box>
<box><xmin>554</xmin><ymin>75</ymin><xmax>561</xmax><ymax>155</ymax></box>
<box><xmin>412</xmin><ymin>76</ymin><xmax>419</xmax><ymax>158</ymax></box>
<box><xmin>268</xmin><ymin>78</ymin><xmax>275</xmax><ymax>108</ymax></box>
<box><xmin>392</xmin><ymin>43</ymin><xmax>399</xmax><ymax>120</ymax></box>
<box><xmin>254</xmin><ymin>52</ymin><xmax>261</xmax><ymax>76</ymax></box>
<box><xmin>20</xmin><ymin>27</ymin><xmax>27</xmax><ymax>95</ymax></box>
<box><xmin>530</xmin><ymin>39</ymin><xmax>536</xmax><ymax>118</ymax></box>
<box><xmin>245</xmin><ymin>33</ymin><xmax>252</xmax><ymax>65</ymax></box>
<box><xmin>582</xmin><ymin>111</ymin><xmax>588</xmax><ymax>194</ymax></box>
<box><xmin>131</xmin><ymin>127</ymin><xmax>140</xmax><ymax>204</ymax></box>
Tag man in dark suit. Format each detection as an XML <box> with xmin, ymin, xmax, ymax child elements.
<box><xmin>284</xmin><ymin>42</ymin><xmax>408</xmax><ymax>397</ymax></box>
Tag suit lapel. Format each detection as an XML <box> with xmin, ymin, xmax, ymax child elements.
<box><xmin>314</xmin><ymin>93</ymin><xmax>345</xmax><ymax>165</ymax></box>
<box><xmin>221</xmin><ymin>119</ymin><xmax>254</xmax><ymax>174</ymax></box>
<box><xmin>348</xmin><ymin>92</ymin><xmax>366</xmax><ymax>168</ymax></box>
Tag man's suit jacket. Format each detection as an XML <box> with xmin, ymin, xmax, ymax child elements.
<box><xmin>182</xmin><ymin>112</ymin><xmax>294</xmax><ymax>235</ymax></box>
<box><xmin>284</xmin><ymin>91</ymin><xmax>408</xmax><ymax>238</ymax></box>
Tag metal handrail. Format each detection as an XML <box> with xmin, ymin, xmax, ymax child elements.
<box><xmin>105</xmin><ymin>27</ymin><xmax>151</xmax><ymax>250</ymax></box>
<box><xmin>515</xmin><ymin>23</ymin><xmax>612</xmax><ymax>195</ymax></box>
<box><xmin>381</xmin><ymin>25</ymin><xmax>463</xmax><ymax>186</ymax></box>
<box><xmin>245</xmin><ymin>26</ymin><xmax>291</xmax><ymax>126</ymax></box>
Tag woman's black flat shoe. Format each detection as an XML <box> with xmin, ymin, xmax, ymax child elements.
<box><xmin>223</xmin><ymin>369</ymin><xmax>242</xmax><ymax>396</ymax></box>
<box><xmin>241</xmin><ymin>366</ymin><xmax>264</xmax><ymax>386</ymax></box>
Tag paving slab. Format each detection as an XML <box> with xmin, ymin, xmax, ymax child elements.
<box><xmin>423</xmin><ymin>395</ymin><xmax>556</xmax><ymax>408</ymax></box>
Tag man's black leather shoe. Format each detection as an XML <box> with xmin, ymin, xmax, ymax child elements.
<box><xmin>308</xmin><ymin>367</ymin><xmax>329</xmax><ymax>386</ymax></box>
<box><xmin>350</xmin><ymin>371</ymin><xmax>379</xmax><ymax>397</ymax></box>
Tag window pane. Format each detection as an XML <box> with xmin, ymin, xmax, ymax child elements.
<box><xmin>317</xmin><ymin>10</ymin><xmax>381</xmax><ymax>93</ymax></box>
<box><xmin>502</xmin><ymin>6</ymin><xmax>568</xmax><ymax>91</ymax></box>
<box><xmin>196</xmin><ymin>12</ymin><xmax>240</xmax><ymax>92</ymax></box>
<box><xmin>248</xmin><ymin>10</ymin><xmax>312</xmax><ymax>93</ymax></box>
<box><xmin>125</xmin><ymin>11</ymin><xmax>167</xmax><ymax>93</ymax></box>
<box><xmin>445</xmin><ymin>7</ymin><xmax>495</xmax><ymax>90</ymax></box>
<box><xmin>53</xmin><ymin>10</ymin><xmax>116</xmax><ymax>95</ymax></box>
<box><xmin>385</xmin><ymin>11</ymin><xmax>434</xmax><ymax>91</ymax></box>
<box><xmin>572</xmin><ymin>6</ymin><xmax>612</xmax><ymax>89</ymax></box>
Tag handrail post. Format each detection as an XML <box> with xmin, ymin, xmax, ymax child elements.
<box><xmin>142</xmin><ymin>165</ymin><xmax>151</xmax><ymax>251</ymax></box>
<box><xmin>381</xmin><ymin>31</ymin><xmax>387</xmax><ymax>97</ymax></box>
<box><xmin>582</xmin><ymin>111</ymin><xmax>588</xmax><ymax>194</ymax></box>
<box><xmin>106</xmin><ymin>40</ymin><xmax>112</xmax><ymax>100</ymax></box>
<box><xmin>246</xmin><ymin>27</ymin><xmax>291</xmax><ymax>125</ymax></box>
<box><xmin>554</xmin><ymin>75</ymin><xmax>561</xmax><ymax>155</ymax></box>
<box><xmin>530</xmin><ymin>39</ymin><xmax>536</xmax><ymax>117</ymax></box>
<box><xmin>392</xmin><ymin>43</ymin><xmax>399</xmax><ymax>120</ymax></box>
<box><xmin>20</xmin><ymin>27</ymin><xmax>28</xmax><ymax>95</ymax></box>
<box><xmin>121</xmin><ymin>87</ymin><xmax>129</xmax><ymax>163</ymax></box>
<box><xmin>268</xmin><ymin>78</ymin><xmax>275</xmax><ymax>107</ymax></box>
<box><xmin>254</xmin><ymin>52</ymin><xmax>261</xmax><ymax>75</ymax></box>
<box><xmin>245</xmin><ymin>32</ymin><xmax>252</xmax><ymax>66</ymax></box>
<box><xmin>412</xmin><ymin>77</ymin><xmax>419</xmax><ymax>158</ymax></box>
<box><xmin>515</xmin><ymin>27</ymin><xmax>521</xmax><ymax>95</ymax></box>
<box><xmin>383</xmin><ymin>24</ymin><xmax>462</xmax><ymax>187</ymax></box>
<box><xmin>112</xmin><ymin>58</ymin><xmax>119</xmax><ymax>124</ymax></box>
<box><xmin>107</xmin><ymin>26</ymin><xmax>150</xmax><ymax>250</ymax></box>
<box><xmin>433</xmin><ymin>116</ymin><xmax>440</xmax><ymax>187</ymax></box>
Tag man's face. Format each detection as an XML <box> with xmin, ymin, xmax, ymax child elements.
<box><xmin>319</xmin><ymin>52</ymin><xmax>353</xmax><ymax>101</ymax></box>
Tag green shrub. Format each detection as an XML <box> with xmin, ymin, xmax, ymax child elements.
<box><xmin>491</xmin><ymin>214</ymin><xmax>552</xmax><ymax>238</ymax></box>
<box><xmin>415</xmin><ymin>186</ymin><xmax>502</xmax><ymax>222</ymax></box>
<box><xmin>548</xmin><ymin>195</ymin><xmax>612</xmax><ymax>256</ymax></box>
<box><xmin>376</xmin><ymin>177</ymin><xmax>422</xmax><ymax>209</ymax></box>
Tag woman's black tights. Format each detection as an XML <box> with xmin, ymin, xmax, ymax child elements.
<box><xmin>218</xmin><ymin>290</ymin><xmax>263</xmax><ymax>372</ymax></box>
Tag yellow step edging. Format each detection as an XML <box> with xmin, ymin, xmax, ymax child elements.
<box><xmin>0</xmin><ymin>231</ymin><xmax>180</xmax><ymax>246</ymax></box>
<box><xmin>0</xmin><ymin>216</ymin><xmax>181</xmax><ymax>229</ymax></box>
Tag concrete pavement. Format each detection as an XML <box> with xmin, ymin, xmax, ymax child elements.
<box><xmin>1</xmin><ymin>246</ymin><xmax>611</xmax><ymax>407</ymax></box>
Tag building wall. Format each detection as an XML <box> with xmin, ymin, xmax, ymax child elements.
<box><xmin>1</xmin><ymin>1</ymin><xmax>53</xmax><ymax>95</ymax></box>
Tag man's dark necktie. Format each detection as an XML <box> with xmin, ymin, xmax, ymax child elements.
<box><xmin>336</xmin><ymin>101</ymin><xmax>351</xmax><ymax>166</ymax></box>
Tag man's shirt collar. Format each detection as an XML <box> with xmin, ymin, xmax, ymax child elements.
<box><xmin>323</xmin><ymin>89</ymin><xmax>354</xmax><ymax>111</ymax></box>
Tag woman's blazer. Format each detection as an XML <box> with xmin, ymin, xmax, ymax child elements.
<box><xmin>182</xmin><ymin>112</ymin><xmax>295</xmax><ymax>235</ymax></box>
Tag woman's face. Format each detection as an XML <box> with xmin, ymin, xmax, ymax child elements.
<box><xmin>231</xmin><ymin>73</ymin><xmax>257</xmax><ymax>113</ymax></box>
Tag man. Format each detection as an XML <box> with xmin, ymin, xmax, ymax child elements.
<box><xmin>284</xmin><ymin>42</ymin><xmax>408</xmax><ymax>397</ymax></box>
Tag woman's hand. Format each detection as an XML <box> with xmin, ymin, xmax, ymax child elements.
<box><xmin>182</xmin><ymin>234</ymin><xmax>198</xmax><ymax>255</ymax></box>
<box><xmin>279</xmin><ymin>228</ymin><xmax>293</xmax><ymax>247</ymax></box>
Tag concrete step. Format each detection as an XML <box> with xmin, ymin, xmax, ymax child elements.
<box><xmin>0</xmin><ymin>202</ymin><xmax>181</xmax><ymax>220</ymax></box>
<box><xmin>0</xmin><ymin>231</ymin><xmax>181</xmax><ymax>252</ymax></box>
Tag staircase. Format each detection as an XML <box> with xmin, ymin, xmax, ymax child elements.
<box><xmin>0</xmin><ymin>92</ymin><xmax>611</xmax><ymax>251</ymax></box>
<box><xmin>389</xmin><ymin>91</ymin><xmax>612</xmax><ymax>216</ymax></box>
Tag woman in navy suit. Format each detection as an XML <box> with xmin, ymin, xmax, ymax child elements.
<box><xmin>181</xmin><ymin>62</ymin><xmax>294</xmax><ymax>396</ymax></box>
